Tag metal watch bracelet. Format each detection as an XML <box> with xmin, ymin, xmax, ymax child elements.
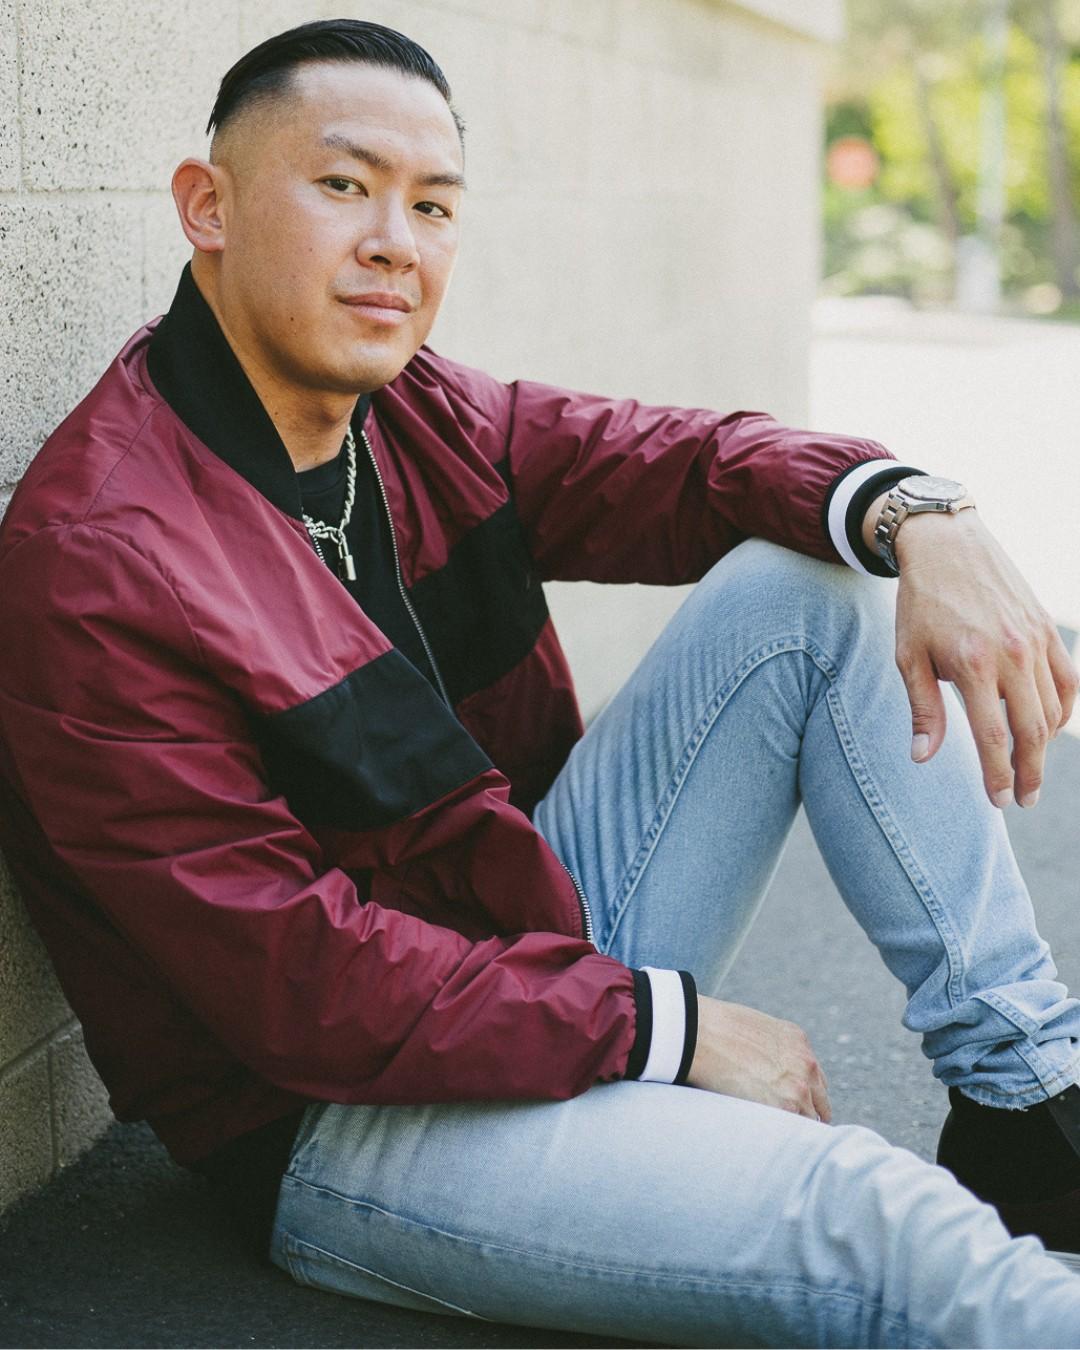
<box><xmin>873</xmin><ymin>477</ymin><xmax>974</xmax><ymax>575</ymax></box>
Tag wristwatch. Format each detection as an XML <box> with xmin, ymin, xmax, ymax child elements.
<box><xmin>873</xmin><ymin>475</ymin><xmax>975</xmax><ymax>575</ymax></box>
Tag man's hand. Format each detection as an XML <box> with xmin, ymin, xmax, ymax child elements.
<box><xmin>863</xmin><ymin>494</ymin><xmax>1078</xmax><ymax>809</ymax></box>
<box><xmin>687</xmin><ymin>995</ymin><xmax>832</xmax><ymax>1121</ymax></box>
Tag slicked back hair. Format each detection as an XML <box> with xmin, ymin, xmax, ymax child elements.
<box><xmin>206</xmin><ymin>18</ymin><xmax>465</xmax><ymax>147</ymax></box>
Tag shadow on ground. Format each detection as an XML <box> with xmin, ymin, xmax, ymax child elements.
<box><xmin>0</xmin><ymin>730</ymin><xmax>1076</xmax><ymax>1349</ymax></box>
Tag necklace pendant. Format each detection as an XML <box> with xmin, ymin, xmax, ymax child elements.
<box><xmin>340</xmin><ymin>548</ymin><xmax>357</xmax><ymax>582</ymax></box>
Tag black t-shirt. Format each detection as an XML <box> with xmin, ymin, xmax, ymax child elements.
<box><xmin>295</xmin><ymin>436</ymin><xmax>439</xmax><ymax>688</ymax></box>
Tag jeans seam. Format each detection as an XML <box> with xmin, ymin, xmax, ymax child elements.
<box><xmin>1012</xmin><ymin>1043</ymin><xmax>1080</xmax><ymax>1099</ymax></box>
<box><xmin>281</xmin><ymin>1229</ymin><xmax>487</xmax><ymax>1319</ymax></box>
<box><xmin>281</xmin><ymin>1175</ymin><xmax>928</xmax><ymax>1341</ymax></box>
<box><xmin>603</xmin><ymin>636</ymin><xmax>810</xmax><ymax>958</ymax></box>
<box><xmin>822</xmin><ymin>682</ymin><xmax>966</xmax><ymax>1009</ymax></box>
<box><xmin>977</xmin><ymin>987</ymin><xmax>1042</xmax><ymax>1037</ymax></box>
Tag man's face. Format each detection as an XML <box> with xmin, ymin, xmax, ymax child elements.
<box><xmin>214</xmin><ymin>62</ymin><xmax>464</xmax><ymax>396</ymax></box>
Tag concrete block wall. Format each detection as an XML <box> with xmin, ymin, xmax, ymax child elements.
<box><xmin>0</xmin><ymin>0</ymin><xmax>840</xmax><ymax>1212</ymax></box>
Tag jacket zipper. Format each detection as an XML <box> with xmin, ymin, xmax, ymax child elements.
<box><xmin>360</xmin><ymin>429</ymin><xmax>453</xmax><ymax>708</ymax></box>
<box><xmin>560</xmin><ymin>860</ymin><xmax>596</xmax><ymax>946</ymax></box>
<box><xmin>362</xmin><ymin>431</ymin><xmax>594</xmax><ymax>946</ymax></box>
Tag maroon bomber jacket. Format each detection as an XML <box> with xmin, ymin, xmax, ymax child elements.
<box><xmin>0</xmin><ymin>271</ymin><xmax>896</xmax><ymax>1167</ymax></box>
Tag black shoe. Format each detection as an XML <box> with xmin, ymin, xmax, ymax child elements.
<box><xmin>937</xmin><ymin>1083</ymin><xmax>1080</xmax><ymax>1254</ymax></box>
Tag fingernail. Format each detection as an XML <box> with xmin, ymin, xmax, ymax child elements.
<box><xmin>1019</xmin><ymin>790</ymin><xmax>1040</xmax><ymax>808</ymax></box>
<box><xmin>911</xmin><ymin>734</ymin><xmax>930</xmax><ymax>762</ymax></box>
<box><xmin>992</xmin><ymin>788</ymin><xmax>1014</xmax><ymax>808</ymax></box>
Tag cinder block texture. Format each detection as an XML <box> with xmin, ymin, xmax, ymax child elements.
<box><xmin>0</xmin><ymin>0</ymin><xmax>18</xmax><ymax>189</ymax></box>
<box><xmin>0</xmin><ymin>1050</ymin><xmax>52</xmax><ymax>1210</ymax></box>
<box><xmin>50</xmin><ymin>1026</ymin><xmax>113</xmax><ymax>1168</ymax></box>
<box><xmin>0</xmin><ymin>200</ymin><xmax>144</xmax><ymax>486</ymax></box>
<box><xmin>18</xmin><ymin>0</ymin><xmax>241</xmax><ymax>190</ymax></box>
<box><xmin>0</xmin><ymin>859</ymin><xmax>70</xmax><ymax>1065</ymax></box>
<box><xmin>143</xmin><ymin>194</ymin><xmax>195</xmax><ymax>321</ymax></box>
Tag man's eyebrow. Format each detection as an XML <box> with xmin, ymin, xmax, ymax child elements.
<box><xmin>320</xmin><ymin>133</ymin><xmax>466</xmax><ymax>190</ymax></box>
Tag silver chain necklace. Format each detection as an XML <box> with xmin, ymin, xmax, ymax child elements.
<box><xmin>302</xmin><ymin>426</ymin><xmax>358</xmax><ymax>581</ymax></box>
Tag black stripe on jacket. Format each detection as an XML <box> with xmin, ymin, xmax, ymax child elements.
<box><xmin>254</xmin><ymin>650</ymin><xmax>492</xmax><ymax>831</ymax></box>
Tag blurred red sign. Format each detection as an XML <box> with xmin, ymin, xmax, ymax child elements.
<box><xmin>827</xmin><ymin>136</ymin><xmax>880</xmax><ymax>190</ymax></box>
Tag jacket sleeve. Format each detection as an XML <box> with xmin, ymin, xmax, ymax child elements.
<box><xmin>501</xmin><ymin>377</ymin><xmax>901</xmax><ymax>584</ymax></box>
<box><xmin>0</xmin><ymin>522</ymin><xmax>662</xmax><ymax>1106</ymax></box>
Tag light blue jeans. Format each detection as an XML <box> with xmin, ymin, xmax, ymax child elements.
<box><xmin>269</xmin><ymin>540</ymin><xmax>1080</xmax><ymax>1347</ymax></box>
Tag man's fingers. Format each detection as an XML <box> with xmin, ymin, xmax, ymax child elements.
<box><xmin>1007</xmin><ymin>704</ymin><xmax>1049</xmax><ymax>807</ymax></box>
<box><xmin>810</xmin><ymin>1064</ymin><xmax>832</xmax><ymax>1124</ymax></box>
<box><xmin>995</xmin><ymin>660</ymin><xmax>1051</xmax><ymax>807</ymax></box>
<box><xmin>1048</xmin><ymin>628</ymin><xmax>1079</xmax><ymax>732</ymax></box>
<box><xmin>1034</xmin><ymin>656</ymin><xmax>1063</xmax><ymax>745</ymax></box>
<box><xmin>958</xmin><ymin>677</ymin><xmax>1015</xmax><ymax>805</ymax></box>
<box><xmin>896</xmin><ymin>644</ymin><xmax>946</xmax><ymax>762</ymax></box>
<box><xmin>787</xmin><ymin>1088</ymin><xmax>820</xmax><ymax>1121</ymax></box>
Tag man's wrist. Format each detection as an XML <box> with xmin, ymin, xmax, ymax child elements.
<box><xmin>863</xmin><ymin>477</ymin><xmax>977</xmax><ymax>571</ymax></box>
<box><xmin>892</xmin><ymin>502</ymin><xmax>981</xmax><ymax>567</ymax></box>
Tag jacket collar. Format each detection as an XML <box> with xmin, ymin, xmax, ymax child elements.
<box><xmin>146</xmin><ymin>264</ymin><xmax>371</xmax><ymax>522</ymax></box>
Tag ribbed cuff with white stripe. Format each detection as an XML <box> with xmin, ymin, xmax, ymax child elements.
<box><xmin>625</xmin><ymin>967</ymin><xmax>698</xmax><ymax>1086</ymax></box>
<box><xmin>823</xmin><ymin>460</ymin><xmax>926</xmax><ymax>577</ymax></box>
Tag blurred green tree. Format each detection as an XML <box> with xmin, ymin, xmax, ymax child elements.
<box><xmin>1023</xmin><ymin>0</ymin><xmax>1080</xmax><ymax>298</ymax></box>
<box><xmin>825</xmin><ymin>0</ymin><xmax>1080</xmax><ymax>311</ymax></box>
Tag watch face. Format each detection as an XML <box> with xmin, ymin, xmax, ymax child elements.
<box><xmin>899</xmin><ymin>475</ymin><xmax>967</xmax><ymax>502</ymax></box>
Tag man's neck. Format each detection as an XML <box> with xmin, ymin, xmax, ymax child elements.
<box><xmin>257</xmin><ymin>384</ymin><xmax>355</xmax><ymax>473</ymax></box>
<box><xmin>190</xmin><ymin>261</ymin><xmax>356</xmax><ymax>472</ymax></box>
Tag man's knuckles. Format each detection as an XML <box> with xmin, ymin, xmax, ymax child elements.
<box><xmin>953</xmin><ymin>636</ymin><xmax>993</xmax><ymax>678</ymax></box>
<box><xmin>973</xmin><ymin>718</ymin><xmax>1010</xmax><ymax>752</ymax></box>
<box><xmin>894</xmin><ymin>642</ymin><xmax>921</xmax><ymax>677</ymax></box>
<box><xmin>1056</xmin><ymin>662</ymin><xmax>1080</xmax><ymax>710</ymax></box>
<box><xmin>904</xmin><ymin>699</ymin><xmax>939</xmax><ymax>732</ymax></box>
<box><xmin>1000</xmin><ymin>628</ymin><xmax>1035</xmax><ymax>670</ymax></box>
<box><xmin>1042</xmin><ymin>696</ymin><xmax>1064</xmax><ymax>734</ymax></box>
<box><xmin>1014</xmin><ymin>718</ymin><xmax>1050</xmax><ymax>749</ymax></box>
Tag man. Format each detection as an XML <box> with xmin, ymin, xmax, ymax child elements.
<box><xmin>2</xmin><ymin>18</ymin><xmax>1080</xmax><ymax>1347</ymax></box>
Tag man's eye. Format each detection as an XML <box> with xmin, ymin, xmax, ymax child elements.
<box><xmin>323</xmin><ymin>177</ymin><xmax>361</xmax><ymax>194</ymax></box>
<box><xmin>415</xmin><ymin>201</ymin><xmax>451</xmax><ymax>219</ymax></box>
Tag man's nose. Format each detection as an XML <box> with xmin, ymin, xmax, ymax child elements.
<box><xmin>358</xmin><ymin>197</ymin><xmax>420</xmax><ymax>271</ymax></box>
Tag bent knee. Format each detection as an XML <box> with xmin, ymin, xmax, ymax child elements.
<box><xmin>692</xmin><ymin>539</ymin><xmax>895</xmax><ymax>649</ymax></box>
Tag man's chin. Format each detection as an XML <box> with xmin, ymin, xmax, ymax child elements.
<box><xmin>334</xmin><ymin>342</ymin><xmax>421</xmax><ymax>395</ymax></box>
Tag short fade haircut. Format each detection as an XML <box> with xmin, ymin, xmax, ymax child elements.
<box><xmin>206</xmin><ymin>18</ymin><xmax>465</xmax><ymax>146</ymax></box>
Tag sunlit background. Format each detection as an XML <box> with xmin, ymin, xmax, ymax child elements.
<box><xmin>824</xmin><ymin>0</ymin><xmax>1080</xmax><ymax>314</ymax></box>
<box><xmin>815</xmin><ymin>0</ymin><xmax>1080</xmax><ymax>720</ymax></box>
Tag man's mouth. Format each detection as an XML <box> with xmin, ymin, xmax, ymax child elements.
<box><xmin>340</xmin><ymin>292</ymin><xmax>416</xmax><ymax>325</ymax></box>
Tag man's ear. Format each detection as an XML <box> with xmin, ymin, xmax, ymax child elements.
<box><xmin>171</xmin><ymin>158</ymin><xmax>228</xmax><ymax>254</ymax></box>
